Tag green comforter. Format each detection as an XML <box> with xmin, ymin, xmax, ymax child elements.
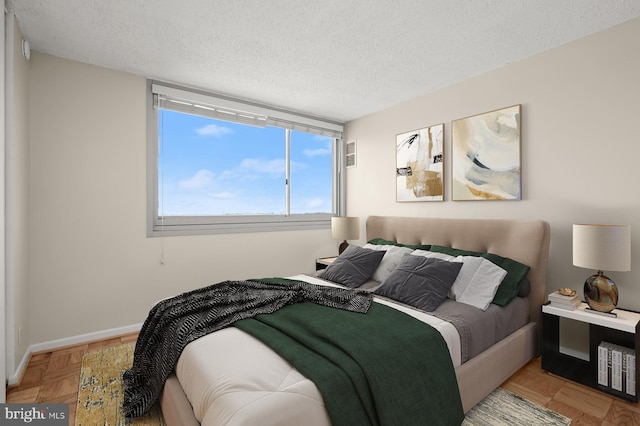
<box><xmin>235</xmin><ymin>298</ymin><xmax>464</xmax><ymax>426</ymax></box>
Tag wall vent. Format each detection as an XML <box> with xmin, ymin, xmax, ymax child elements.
<box><xmin>346</xmin><ymin>140</ymin><xmax>356</xmax><ymax>168</ymax></box>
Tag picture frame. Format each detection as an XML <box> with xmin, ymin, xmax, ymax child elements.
<box><xmin>396</xmin><ymin>123</ymin><xmax>444</xmax><ymax>202</ymax></box>
<box><xmin>451</xmin><ymin>105</ymin><xmax>521</xmax><ymax>201</ymax></box>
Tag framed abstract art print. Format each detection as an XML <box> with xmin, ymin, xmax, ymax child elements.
<box><xmin>396</xmin><ymin>123</ymin><xmax>444</xmax><ymax>202</ymax></box>
<box><xmin>451</xmin><ymin>105</ymin><xmax>521</xmax><ymax>200</ymax></box>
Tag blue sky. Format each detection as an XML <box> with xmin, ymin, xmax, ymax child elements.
<box><xmin>158</xmin><ymin>110</ymin><xmax>333</xmax><ymax>216</ymax></box>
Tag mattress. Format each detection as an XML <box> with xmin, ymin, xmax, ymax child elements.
<box><xmin>175</xmin><ymin>274</ymin><xmax>461</xmax><ymax>425</ymax></box>
<box><xmin>434</xmin><ymin>296</ymin><xmax>529</xmax><ymax>363</ymax></box>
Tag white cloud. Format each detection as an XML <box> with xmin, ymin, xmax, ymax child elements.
<box><xmin>239</xmin><ymin>158</ymin><xmax>286</xmax><ymax>176</ymax></box>
<box><xmin>196</xmin><ymin>124</ymin><xmax>233</xmax><ymax>137</ymax></box>
<box><xmin>179</xmin><ymin>169</ymin><xmax>214</xmax><ymax>189</ymax></box>
<box><xmin>177</xmin><ymin>157</ymin><xmax>304</xmax><ymax>196</ymax></box>
<box><xmin>303</xmin><ymin>147</ymin><xmax>331</xmax><ymax>157</ymax></box>
<box><xmin>208</xmin><ymin>191</ymin><xmax>237</xmax><ymax>199</ymax></box>
<box><xmin>217</xmin><ymin>170</ymin><xmax>237</xmax><ymax>181</ymax></box>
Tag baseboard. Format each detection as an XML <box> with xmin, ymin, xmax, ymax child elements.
<box><xmin>8</xmin><ymin>322</ymin><xmax>143</xmax><ymax>385</ymax></box>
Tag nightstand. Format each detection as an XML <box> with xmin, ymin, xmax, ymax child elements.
<box><xmin>315</xmin><ymin>256</ymin><xmax>337</xmax><ymax>271</ymax></box>
<box><xmin>542</xmin><ymin>302</ymin><xmax>640</xmax><ymax>401</ymax></box>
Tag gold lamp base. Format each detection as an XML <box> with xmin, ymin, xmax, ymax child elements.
<box><xmin>583</xmin><ymin>270</ymin><xmax>618</xmax><ymax>313</ymax></box>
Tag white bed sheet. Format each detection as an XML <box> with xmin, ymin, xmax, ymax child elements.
<box><xmin>175</xmin><ymin>274</ymin><xmax>461</xmax><ymax>426</ymax></box>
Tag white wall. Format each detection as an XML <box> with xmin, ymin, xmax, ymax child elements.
<box><xmin>5</xmin><ymin>15</ymin><xmax>31</xmax><ymax>383</ymax></box>
<box><xmin>18</xmin><ymin>15</ymin><xmax>640</xmax><ymax>376</ymax></box>
<box><xmin>345</xmin><ymin>18</ymin><xmax>640</xmax><ymax>309</ymax></box>
<box><xmin>1</xmin><ymin>9</ymin><xmax>7</xmax><ymax>402</ymax></box>
<box><xmin>26</xmin><ymin>53</ymin><xmax>337</xmax><ymax>349</ymax></box>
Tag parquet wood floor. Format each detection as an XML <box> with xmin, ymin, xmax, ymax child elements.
<box><xmin>502</xmin><ymin>357</ymin><xmax>640</xmax><ymax>425</ymax></box>
<box><xmin>5</xmin><ymin>333</ymin><xmax>138</xmax><ymax>425</ymax></box>
<box><xmin>5</xmin><ymin>333</ymin><xmax>640</xmax><ymax>425</ymax></box>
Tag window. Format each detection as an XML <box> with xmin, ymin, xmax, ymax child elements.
<box><xmin>147</xmin><ymin>81</ymin><xmax>345</xmax><ymax>236</ymax></box>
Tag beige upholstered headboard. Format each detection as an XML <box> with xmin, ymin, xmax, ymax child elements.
<box><xmin>366</xmin><ymin>216</ymin><xmax>551</xmax><ymax>329</ymax></box>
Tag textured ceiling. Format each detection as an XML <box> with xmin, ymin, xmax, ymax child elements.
<box><xmin>9</xmin><ymin>0</ymin><xmax>640</xmax><ymax>122</ymax></box>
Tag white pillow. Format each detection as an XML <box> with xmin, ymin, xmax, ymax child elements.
<box><xmin>452</xmin><ymin>256</ymin><xmax>507</xmax><ymax>310</ymax></box>
<box><xmin>363</xmin><ymin>244</ymin><xmax>414</xmax><ymax>282</ymax></box>
<box><xmin>411</xmin><ymin>249</ymin><xmax>456</xmax><ymax>261</ymax></box>
<box><xmin>411</xmin><ymin>250</ymin><xmax>507</xmax><ymax>310</ymax></box>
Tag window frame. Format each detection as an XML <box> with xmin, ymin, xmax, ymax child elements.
<box><xmin>146</xmin><ymin>81</ymin><xmax>346</xmax><ymax>237</ymax></box>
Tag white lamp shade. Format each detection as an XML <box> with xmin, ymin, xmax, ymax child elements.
<box><xmin>573</xmin><ymin>224</ymin><xmax>631</xmax><ymax>272</ymax></box>
<box><xmin>331</xmin><ymin>216</ymin><xmax>360</xmax><ymax>241</ymax></box>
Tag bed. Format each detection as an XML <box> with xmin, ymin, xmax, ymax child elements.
<box><xmin>152</xmin><ymin>216</ymin><xmax>550</xmax><ymax>425</ymax></box>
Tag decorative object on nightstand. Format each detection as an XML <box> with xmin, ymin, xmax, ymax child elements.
<box><xmin>558</xmin><ymin>287</ymin><xmax>576</xmax><ymax>297</ymax></box>
<box><xmin>573</xmin><ymin>224</ymin><xmax>631</xmax><ymax>314</ymax></box>
<box><xmin>331</xmin><ymin>216</ymin><xmax>360</xmax><ymax>254</ymax></box>
<box><xmin>548</xmin><ymin>289</ymin><xmax>580</xmax><ymax>310</ymax></box>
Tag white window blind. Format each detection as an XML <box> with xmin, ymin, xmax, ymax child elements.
<box><xmin>152</xmin><ymin>82</ymin><xmax>343</xmax><ymax>138</ymax></box>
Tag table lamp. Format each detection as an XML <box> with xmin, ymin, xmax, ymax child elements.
<box><xmin>331</xmin><ymin>216</ymin><xmax>360</xmax><ymax>254</ymax></box>
<box><xmin>573</xmin><ymin>224</ymin><xmax>631</xmax><ymax>313</ymax></box>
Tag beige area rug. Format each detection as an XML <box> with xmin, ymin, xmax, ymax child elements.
<box><xmin>77</xmin><ymin>343</ymin><xmax>570</xmax><ymax>425</ymax></box>
<box><xmin>463</xmin><ymin>387</ymin><xmax>571</xmax><ymax>425</ymax></box>
<box><xmin>76</xmin><ymin>342</ymin><xmax>166</xmax><ymax>425</ymax></box>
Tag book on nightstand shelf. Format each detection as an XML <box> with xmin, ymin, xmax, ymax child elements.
<box><xmin>598</xmin><ymin>341</ymin><xmax>636</xmax><ymax>396</ymax></box>
<box><xmin>627</xmin><ymin>351</ymin><xmax>636</xmax><ymax>396</ymax></box>
<box><xmin>547</xmin><ymin>291</ymin><xmax>580</xmax><ymax>310</ymax></box>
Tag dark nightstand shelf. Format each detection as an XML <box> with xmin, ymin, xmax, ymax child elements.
<box><xmin>542</xmin><ymin>302</ymin><xmax>640</xmax><ymax>402</ymax></box>
<box><xmin>315</xmin><ymin>256</ymin><xmax>337</xmax><ymax>271</ymax></box>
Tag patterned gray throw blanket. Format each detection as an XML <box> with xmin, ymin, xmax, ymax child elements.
<box><xmin>122</xmin><ymin>279</ymin><xmax>373</xmax><ymax>418</ymax></box>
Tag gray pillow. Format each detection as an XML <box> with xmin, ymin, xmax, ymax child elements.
<box><xmin>517</xmin><ymin>278</ymin><xmax>531</xmax><ymax>298</ymax></box>
<box><xmin>318</xmin><ymin>245</ymin><xmax>386</xmax><ymax>288</ymax></box>
<box><xmin>374</xmin><ymin>255</ymin><xmax>463</xmax><ymax>312</ymax></box>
